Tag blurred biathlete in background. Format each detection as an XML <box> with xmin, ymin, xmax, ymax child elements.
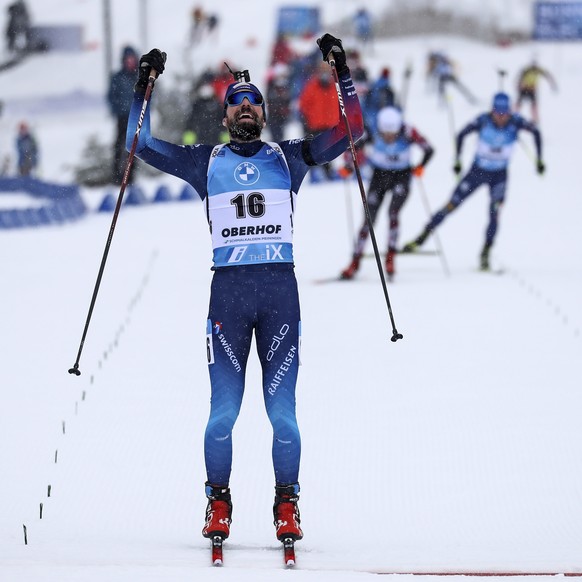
<box><xmin>402</xmin><ymin>92</ymin><xmax>544</xmax><ymax>271</ymax></box>
<box><xmin>426</xmin><ymin>51</ymin><xmax>477</xmax><ymax>106</ymax></box>
<box><xmin>515</xmin><ymin>59</ymin><xmax>558</xmax><ymax>125</ymax></box>
<box><xmin>340</xmin><ymin>106</ymin><xmax>434</xmax><ymax>281</ymax></box>
<box><xmin>125</xmin><ymin>34</ymin><xmax>363</xmax><ymax>550</ymax></box>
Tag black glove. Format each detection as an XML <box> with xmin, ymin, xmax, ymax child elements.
<box><xmin>316</xmin><ymin>33</ymin><xmax>348</xmax><ymax>74</ymax></box>
<box><xmin>135</xmin><ymin>49</ymin><xmax>167</xmax><ymax>92</ymax></box>
<box><xmin>536</xmin><ymin>159</ymin><xmax>546</xmax><ymax>175</ymax></box>
<box><xmin>453</xmin><ymin>160</ymin><xmax>462</xmax><ymax>175</ymax></box>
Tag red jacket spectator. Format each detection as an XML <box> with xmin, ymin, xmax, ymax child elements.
<box><xmin>298</xmin><ymin>65</ymin><xmax>340</xmax><ymax>134</ymax></box>
<box><xmin>271</xmin><ymin>33</ymin><xmax>296</xmax><ymax>66</ymax></box>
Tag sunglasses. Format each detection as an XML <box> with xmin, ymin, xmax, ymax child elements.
<box><xmin>226</xmin><ymin>90</ymin><xmax>264</xmax><ymax>106</ymax></box>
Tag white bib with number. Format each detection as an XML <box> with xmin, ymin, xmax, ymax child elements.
<box><xmin>206</xmin><ymin>143</ymin><xmax>296</xmax><ymax>267</ymax></box>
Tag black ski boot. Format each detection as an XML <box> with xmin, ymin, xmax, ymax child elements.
<box><xmin>480</xmin><ymin>243</ymin><xmax>492</xmax><ymax>271</ymax></box>
<box><xmin>401</xmin><ymin>228</ymin><xmax>430</xmax><ymax>253</ymax></box>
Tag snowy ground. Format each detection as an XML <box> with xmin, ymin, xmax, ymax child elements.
<box><xmin>1</xmin><ymin>1</ymin><xmax>582</xmax><ymax>581</ymax></box>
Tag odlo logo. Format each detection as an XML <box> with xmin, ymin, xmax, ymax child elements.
<box><xmin>267</xmin><ymin>324</ymin><xmax>289</xmax><ymax>361</ymax></box>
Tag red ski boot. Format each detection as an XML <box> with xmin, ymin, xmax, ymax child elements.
<box><xmin>273</xmin><ymin>484</ymin><xmax>303</xmax><ymax>541</ymax></box>
<box><xmin>385</xmin><ymin>248</ymin><xmax>396</xmax><ymax>279</ymax></box>
<box><xmin>340</xmin><ymin>255</ymin><xmax>361</xmax><ymax>280</ymax></box>
<box><xmin>202</xmin><ymin>483</ymin><xmax>232</xmax><ymax>540</ymax></box>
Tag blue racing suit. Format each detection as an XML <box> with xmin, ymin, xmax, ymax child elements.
<box><xmin>126</xmin><ymin>70</ymin><xmax>363</xmax><ymax>487</ymax></box>
<box><xmin>426</xmin><ymin>112</ymin><xmax>542</xmax><ymax>246</ymax></box>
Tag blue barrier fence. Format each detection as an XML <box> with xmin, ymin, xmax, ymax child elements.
<box><xmin>0</xmin><ymin>177</ymin><xmax>87</xmax><ymax>230</ymax></box>
<box><xmin>1</xmin><ymin>177</ymin><xmax>200</xmax><ymax>230</ymax></box>
<box><xmin>97</xmin><ymin>183</ymin><xmax>200</xmax><ymax>212</ymax></box>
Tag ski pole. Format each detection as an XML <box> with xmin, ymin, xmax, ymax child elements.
<box><xmin>517</xmin><ymin>137</ymin><xmax>543</xmax><ymax>176</ymax></box>
<box><xmin>497</xmin><ymin>68</ymin><xmax>507</xmax><ymax>91</ymax></box>
<box><xmin>445</xmin><ymin>90</ymin><xmax>464</xmax><ymax>185</ymax></box>
<box><xmin>415</xmin><ymin>176</ymin><xmax>450</xmax><ymax>278</ymax></box>
<box><xmin>343</xmin><ymin>177</ymin><xmax>357</xmax><ymax>250</ymax></box>
<box><xmin>445</xmin><ymin>89</ymin><xmax>456</xmax><ymax>148</ymax></box>
<box><xmin>68</xmin><ymin>69</ymin><xmax>159</xmax><ymax>376</ymax></box>
<box><xmin>328</xmin><ymin>53</ymin><xmax>403</xmax><ymax>342</ymax></box>
<box><xmin>399</xmin><ymin>62</ymin><xmax>413</xmax><ymax>112</ymax></box>
<box><xmin>518</xmin><ymin>137</ymin><xmax>535</xmax><ymax>161</ymax></box>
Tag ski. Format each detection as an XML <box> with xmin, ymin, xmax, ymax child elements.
<box><xmin>313</xmin><ymin>275</ymin><xmax>348</xmax><ymax>284</ymax></box>
<box><xmin>314</xmin><ymin>273</ymin><xmax>394</xmax><ymax>285</ymax></box>
<box><xmin>282</xmin><ymin>537</ymin><xmax>296</xmax><ymax>567</ymax></box>
<box><xmin>479</xmin><ymin>267</ymin><xmax>505</xmax><ymax>276</ymax></box>
<box><xmin>360</xmin><ymin>250</ymin><xmax>439</xmax><ymax>258</ymax></box>
<box><xmin>211</xmin><ymin>535</ymin><xmax>223</xmax><ymax>566</ymax></box>
<box><xmin>210</xmin><ymin>535</ymin><xmax>295</xmax><ymax>568</ymax></box>
<box><xmin>395</xmin><ymin>249</ymin><xmax>439</xmax><ymax>256</ymax></box>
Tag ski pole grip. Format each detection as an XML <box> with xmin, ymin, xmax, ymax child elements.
<box><xmin>326</xmin><ymin>46</ymin><xmax>342</xmax><ymax>67</ymax></box>
<box><xmin>148</xmin><ymin>51</ymin><xmax>166</xmax><ymax>82</ymax></box>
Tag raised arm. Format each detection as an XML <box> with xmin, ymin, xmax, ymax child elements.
<box><xmin>126</xmin><ymin>49</ymin><xmax>210</xmax><ymax>190</ymax></box>
<box><xmin>304</xmin><ymin>34</ymin><xmax>364</xmax><ymax>165</ymax></box>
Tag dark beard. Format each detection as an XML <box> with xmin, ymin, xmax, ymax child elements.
<box><xmin>227</xmin><ymin>113</ymin><xmax>263</xmax><ymax>142</ymax></box>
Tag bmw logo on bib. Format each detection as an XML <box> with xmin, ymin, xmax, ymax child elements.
<box><xmin>234</xmin><ymin>161</ymin><xmax>260</xmax><ymax>186</ymax></box>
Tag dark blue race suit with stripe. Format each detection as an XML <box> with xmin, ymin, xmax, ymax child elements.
<box><xmin>426</xmin><ymin>112</ymin><xmax>542</xmax><ymax>246</ymax></box>
<box><xmin>126</xmin><ymin>71</ymin><xmax>363</xmax><ymax>488</ymax></box>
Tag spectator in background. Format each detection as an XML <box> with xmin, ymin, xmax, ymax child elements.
<box><xmin>206</xmin><ymin>13</ymin><xmax>219</xmax><ymax>40</ymax></box>
<box><xmin>353</xmin><ymin>8</ymin><xmax>373</xmax><ymax>53</ymax></box>
<box><xmin>107</xmin><ymin>45</ymin><xmax>139</xmax><ymax>185</ymax></box>
<box><xmin>298</xmin><ymin>60</ymin><xmax>341</xmax><ymax>181</ymax></box>
<box><xmin>364</xmin><ymin>67</ymin><xmax>396</xmax><ymax>133</ymax></box>
<box><xmin>285</xmin><ymin>44</ymin><xmax>321</xmax><ymax>103</ymax></box>
<box><xmin>5</xmin><ymin>0</ymin><xmax>31</xmax><ymax>53</ymax></box>
<box><xmin>209</xmin><ymin>67</ymin><xmax>236</xmax><ymax>104</ymax></box>
<box><xmin>0</xmin><ymin>100</ymin><xmax>7</xmax><ymax>175</ymax></box>
<box><xmin>1</xmin><ymin>155</ymin><xmax>10</xmax><ymax>177</ymax></box>
<box><xmin>183</xmin><ymin>83</ymin><xmax>225</xmax><ymax>145</ymax></box>
<box><xmin>266</xmin><ymin>63</ymin><xmax>292</xmax><ymax>143</ymax></box>
<box><xmin>189</xmin><ymin>6</ymin><xmax>206</xmax><ymax>46</ymax></box>
<box><xmin>270</xmin><ymin>33</ymin><xmax>296</xmax><ymax>66</ymax></box>
<box><xmin>189</xmin><ymin>6</ymin><xmax>220</xmax><ymax>46</ymax></box>
<box><xmin>347</xmin><ymin>49</ymin><xmax>369</xmax><ymax>98</ymax></box>
<box><xmin>16</xmin><ymin>121</ymin><xmax>38</xmax><ymax>176</ymax></box>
